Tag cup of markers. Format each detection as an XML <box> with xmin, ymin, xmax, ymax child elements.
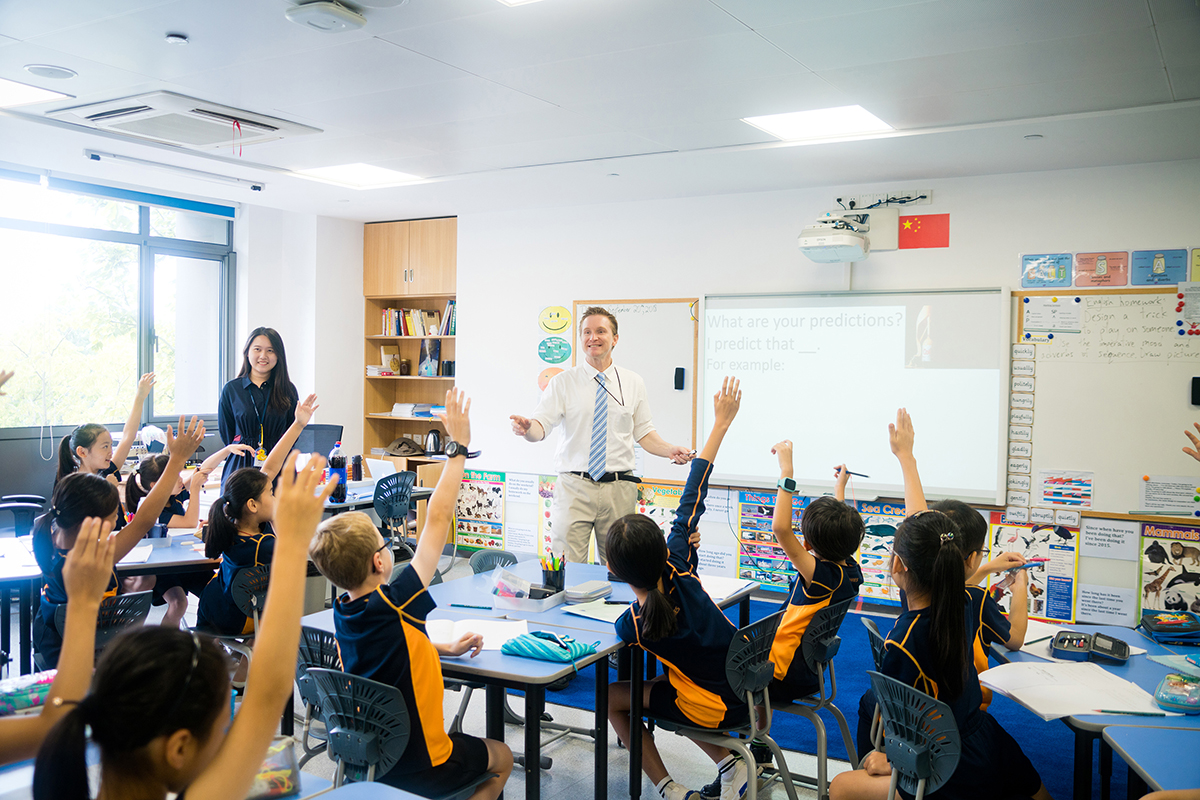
<box><xmin>541</xmin><ymin>553</ymin><xmax>566</xmax><ymax>594</ymax></box>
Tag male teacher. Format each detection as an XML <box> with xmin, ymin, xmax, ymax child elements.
<box><xmin>511</xmin><ymin>306</ymin><xmax>693</xmax><ymax>564</ymax></box>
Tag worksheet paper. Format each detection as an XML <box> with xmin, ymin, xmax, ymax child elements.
<box><xmin>117</xmin><ymin>544</ymin><xmax>153</xmax><ymax>564</ymax></box>
<box><xmin>1139</xmin><ymin>475</ymin><xmax>1200</xmax><ymax>514</ymax></box>
<box><xmin>699</xmin><ymin>575</ymin><xmax>756</xmax><ymax>602</ymax></box>
<box><xmin>980</xmin><ymin>661</ymin><xmax>1172</xmax><ymax>720</ymax></box>
<box><xmin>562</xmin><ymin>600</ymin><xmax>627</xmax><ymax>624</ymax></box>
<box><xmin>426</xmin><ymin>618</ymin><xmax>528</xmax><ymax>651</ymax></box>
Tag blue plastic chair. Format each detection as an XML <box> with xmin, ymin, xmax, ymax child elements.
<box><xmin>373</xmin><ymin>471</ymin><xmax>416</xmax><ymax>545</ymax></box>
<box><xmin>866</xmin><ymin>671</ymin><xmax>961</xmax><ymax>800</ymax></box>
<box><xmin>295</xmin><ymin>626</ymin><xmax>341</xmax><ymax>767</ymax></box>
<box><xmin>861</xmin><ymin>616</ymin><xmax>888</xmax><ymax>750</ymax></box>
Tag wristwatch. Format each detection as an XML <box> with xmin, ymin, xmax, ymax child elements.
<box><xmin>777</xmin><ymin>477</ymin><xmax>797</xmax><ymax>493</ymax></box>
<box><xmin>444</xmin><ymin>441</ymin><xmax>468</xmax><ymax>459</ymax></box>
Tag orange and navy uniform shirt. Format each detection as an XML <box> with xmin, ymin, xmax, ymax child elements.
<box><xmin>334</xmin><ymin>565</ymin><xmax>452</xmax><ymax>776</ymax></box>
<box><xmin>196</xmin><ymin>530</ymin><xmax>274</xmax><ymax>636</ymax></box>
<box><xmin>880</xmin><ymin>587</ymin><xmax>987</xmax><ymax>735</ymax></box>
<box><xmin>615</xmin><ymin>457</ymin><xmax>741</xmax><ymax>728</ymax></box>
<box><xmin>967</xmin><ymin>584</ymin><xmax>1011</xmax><ymax>709</ymax></box>
<box><xmin>35</xmin><ymin>547</ymin><xmax>119</xmax><ymax>666</ymax></box>
<box><xmin>769</xmin><ymin>559</ymin><xmax>863</xmax><ymax>689</ymax></box>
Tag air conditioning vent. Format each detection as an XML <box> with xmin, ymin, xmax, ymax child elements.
<box><xmin>48</xmin><ymin>91</ymin><xmax>321</xmax><ymax>150</ymax></box>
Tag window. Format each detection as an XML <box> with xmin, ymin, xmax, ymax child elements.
<box><xmin>0</xmin><ymin>175</ymin><xmax>235</xmax><ymax>432</ymax></box>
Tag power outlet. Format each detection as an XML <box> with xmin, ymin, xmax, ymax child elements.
<box><xmin>834</xmin><ymin>188</ymin><xmax>933</xmax><ymax>211</ymax></box>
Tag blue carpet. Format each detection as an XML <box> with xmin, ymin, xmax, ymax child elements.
<box><xmin>542</xmin><ymin>598</ymin><xmax>1124</xmax><ymax>800</ymax></box>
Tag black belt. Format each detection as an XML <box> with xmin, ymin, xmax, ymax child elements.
<box><xmin>567</xmin><ymin>470</ymin><xmax>640</xmax><ymax>484</ymax></box>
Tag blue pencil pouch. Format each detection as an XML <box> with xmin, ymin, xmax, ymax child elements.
<box><xmin>501</xmin><ymin>631</ymin><xmax>598</xmax><ymax>670</ymax></box>
<box><xmin>1154</xmin><ymin>672</ymin><xmax>1200</xmax><ymax>714</ymax></box>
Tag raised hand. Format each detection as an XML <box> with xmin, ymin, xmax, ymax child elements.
<box><xmin>438</xmin><ymin>389</ymin><xmax>471</xmax><ymax>447</ymax></box>
<box><xmin>166</xmin><ymin>415</ymin><xmax>205</xmax><ymax>461</ymax></box>
<box><xmin>295</xmin><ymin>394</ymin><xmax>320</xmax><ymax>427</ymax></box>
<box><xmin>63</xmin><ymin>517</ymin><xmax>117</xmax><ymax>603</ymax></box>
<box><xmin>889</xmin><ymin>408</ymin><xmax>915</xmax><ymax>458</ymax></box>
<box><xmin>274</xmin><ymin>451</ymin><xmax>336</xmax><ymax>548</ymax></box>
<box><xmin>0</xmin><ymin>369</ymin><xmax>13</xmax><ymax>394</ymax></box>
<box><xmin>834</xmin><ymin>464</ymin><xmax>850</xmax><ymax>492</ymax></box>
<box><xmin>712</xmin><ymin>377</ymin><xmax>741</xmax><ymax>427</ymax></box>
<box><xmin>135</xmin><ymin>372</ymin><xmax>156</xmax><ymax>399</ymax></box>
<box><xmin>772</xmin><ymin>440</ymin><xmax>794</xmax><ymax>474</ymax></box>
<box><xmin>1184</xmin><ymin>423</ymin><xmax>1200</xmax><ymax>463</ymax></box>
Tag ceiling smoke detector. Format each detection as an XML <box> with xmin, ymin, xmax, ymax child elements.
<box><xmin>285</xmin><ymin>1</ymin><xmax>367</xmax><ymax>32</ymax></box>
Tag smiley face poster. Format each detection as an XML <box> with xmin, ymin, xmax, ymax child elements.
<box><xmin>539</xmin><ymin>306</ymin><xmax>572</xmax><ymax>335</ymax></box>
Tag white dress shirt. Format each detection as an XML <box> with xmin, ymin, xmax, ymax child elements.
<box><xmin>530</xmin><ymin>361</ymin><xmax>656</xmax><ymax>475</ymax></box>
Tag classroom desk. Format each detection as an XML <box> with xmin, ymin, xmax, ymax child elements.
<box><xmin>302</xmin><ymin>605</ymin><xmax>622</xmax><ymax>800</ymax></box>
<box><xmin>315</xmin><ymin>784</ymin><xmax>424</xmax><ymax>800</ymax></box>
<box><xmin>991</xmin><ymin>624</ymin><xmax>1200</xmax><ymax>800</ymax></box>
<box><xmin>0</xmin><ymin>539</ymin><xmax>40</xmax><ymax>676</ymax></box>
<box><xmin>1103</xmin><ymin>726</ymin><xmax>1200</xmax><ymax>795</ymax></box>
<box><xmin>112</xmin><ymin>537</ymin><xmax>220</xmax><ymax>578</ymax></box>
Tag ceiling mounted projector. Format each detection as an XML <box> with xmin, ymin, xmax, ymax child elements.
<box><xmin>285</xmin><ymin>1</ymin><xmax>367</xmax><ymax>32</ymax></box>
<box><xmin>798</xmin><ymin>214</ymin><xmax>870</xmax><ymax>263</ymax></box>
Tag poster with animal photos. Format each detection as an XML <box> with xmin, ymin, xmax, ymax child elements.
<box><xmin>537</xmin><ymin>475</ymin><xmax>555</xmax><ymax>558</ymax></box>
<box><xmin>736</xmin><ymin>490</ymin><xmax>805</xmax><ymax>593</ymax></box>
<box><xmin>1139</xmin><ymin>523</ymin><xmax>1200</xmax><ymax>615</ymax></box>
<box><xmin>454</xmin><ymin>470</ymin><xmax>505</xmax><ymax>551</ymax></box>
<box><xmin>986</xmin><ymin>511</ymin><xmax>1079</xmax><ymax>623</ymax></box>
<box><xmin>855</xmin><ymin>501</ymin><xmax>905</xmax><ymax>606</ymax></box>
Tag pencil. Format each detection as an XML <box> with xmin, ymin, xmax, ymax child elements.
<box><xmin>1094</xmin><ymin>709</ymin><xmax>1166</xmax><ymax>716</ymax></box>
<box><xmin>450</xmin><ymin>603</ymin><xmax>492</xmax><ymax>610</ymax></box>
<box><xmin>1024</xmin><ymin>635</ymin><xmax>1054</xmax><ymax>646</ymax></box>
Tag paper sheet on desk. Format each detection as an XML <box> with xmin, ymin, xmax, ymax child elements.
<box><xmin>699</xmin><ymin>575</ymin><xmax>755</xmax><ymax>602</ymax></box>
<box><xmin>0</xmin><ymin>538</ymin><xmax>38</xmax><ymax>567</ymax></box>
<box><xmin>1019</xmin><ymin>620</ymin><xmax>1145</xmax><ymax>661</ymax></box>
<box><xmin>563</xmin><ymin>600</ymin><xmax>627</xmax><ymax>624</ymax></box>
<box><xmin>118</xmin><ymin>544</ymin><xmax>153</xmax><ymax>564</ymax></box>
<box><xmin>426</xmin><ymin>618</ymin><xmax>528</xmax><ymax>651</ymax></box>
<box><xmin>980</xmin><ymin>661</ymin><xmax>1175</xmax><ymax>720</ymax></box>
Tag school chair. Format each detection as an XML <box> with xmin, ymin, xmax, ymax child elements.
<box><xmin>466</xmin><ymin>549</ymin><xmax>517</xmax><ymax>574</ymax></box>
<box><xmin>34</xmin><ymin>590</ymin><xmax>153</xmax><ymax>671</ymax></box>
<box><xmin>866</xmin><ymin>671</ymin><xmax>961</xmax><ymax>800</ymax></box>
<box><xmin>767</xmin><ymin>598</ymin><xmax>860</xmax><ymax>800</ymax></box>
<box><xmin>642</xmin><ymin>610</ymin><xmax>801</xmax><ymax>800</ymax></box>
<box><xmin>295</xmin><ymin>626</ymin><xmax>341</xmax><ymax>767</ymax></box>
<box><xmin>0</xmin><ymin>495</ymin><xmax>44</xmax><ymax>538</ymax></box>
<box><xmin>860</xmin><ymin>616</ymin><xmax>888</xmax><ymax>750</ymax></box>
<box><xmin>211</xmin><ymin>564</ymin><xmax>271</xmax><ymax>668</ymax></box>
<box><xmin>373</xmin><ymin>471</ymin><xmax>417</xmax><ymax>547</ymax></box>
<box><xmin>307</xmin><ymin>667</ymin><xmax>496</xmax><ymax>799</ymax></box>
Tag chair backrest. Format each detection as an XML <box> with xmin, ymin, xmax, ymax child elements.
<box><xmin>799</xmin><ymin>597</ymin><xmax>854</xmax><ymax>675</ymax></box>
<box><xmin>861</xmin><ymin>616</ymin><xmax>887</xmax><ymax>671</ymax></box>
<box><xmin>0</xmin><ymin>502</ymin><xmax>43</xmax><ymax>538</ymax></box>
<box><xmin>866</xmin><ymin>671</ymin><xmax>961</xmax><ymax>799</ymax></box>
<box><xmin>296</xmin><ymin>627</ymin><xmax>342</xmax><ymax>708</ymax></box>
<box><xmin>308</xmin><ymin>668</ymin><xmax>410</xmax><ymax>782</ymax></box>
<box><xmin>389</xmin><ymin>562</ymin><xmax>441</xmax><ymax>585</ymax></box>
<box><xmin>230</xmin><ymin>565</ymin><xmax>272</xmax><ymax>627</ymax></box>
<box><xmin>2</xmin><ymin>494</ymin><xmax>46</xmax><ymax>504</ymax></box>
<box><xmin>56</xmin><ymin>591</ymin><xmax>153</xmax><ymax>654</ymax></box>
<box><xmin>373</xmin><ymin>472</ymin><xmax>417</xmax><ymax>529</ymax></box>
<box><xmin>468</xmin><ymin>549</ymin><xmax>517</xmax><ymax>575</ymax></box>
<box><xmin>295</xmin><ymin>424</ymin><xmax>344</xmax><ymax>459</ymax></box>
<box><xmin>725</xmin><ymin>610</ymin><xmax>784</xmax><ymax>702</ymax></box>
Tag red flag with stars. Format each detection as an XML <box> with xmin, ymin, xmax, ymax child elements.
<box><xmin>898</xmin><ymin>214</ymin><xmax>950</xmax><ymax>249</ymax></box>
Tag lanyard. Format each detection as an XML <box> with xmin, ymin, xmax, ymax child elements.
<box><xmin>247</xmin><ymin>382</ymin><xmax>269</xmax><ymax>459</ymax></box>
<box><xmin>592</xmin><ymin>367</ymin><xmax>625</xmax><ymax>407</ymax></box>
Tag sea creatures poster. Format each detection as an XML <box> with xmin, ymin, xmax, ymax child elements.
<box><xmin>1139</xmin><ymin>523</ymin><xmax>1200</xmax><ymax>615</ymax></box>
<box><xmin>987</xmin><ymin>511</ymin><xmax>1078</xmax><ymax>623</ymax></box>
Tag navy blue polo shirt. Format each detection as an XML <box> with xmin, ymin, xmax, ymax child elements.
<box><xmin>615</xmin><ymin>458</ymin><xmax>741</xmax><ymax>728</ymax></box>
<box><xmin>770</xmin><ymin>559</ymin><xmax>863</xmax><ymax>688</ymax></box>
<box><xmin>35</xmin><ymin>547</ymin><xmax>119</xmax><ymax>667</ymax></box>
<box><xmin>195</xmin><ymin>529</ymin><xmax>274</xmax><ymax>636</ymax></box>
<box><xmin>217</xmin><ymin>375</ymin><xmax>296</xmax><ymax>491</ymax></box>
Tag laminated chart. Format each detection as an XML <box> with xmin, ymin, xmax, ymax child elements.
<box><xmin>537</xmin><ymin>475</ymin><xmax>555</xmax><ymax>558</ymax></box>
<box><xmin>987</xmin><ymin>511</ymin><xmax>1079</xmax><ymax>623</ymax></box>
<box><xmin>736</xmin><ymin>490</ymin><xmax>805</xmax><ymax>592</ymax></box>
<box><xmin>1138</xmin><ymin>522</ymin><xmax>1200</xmax><ymax>615</ymax></box>
<box><xmin>454</xmin><ymin>470</ymin><xmax>506</xmax><ymax>551</ymax></box>
<box><xmin>856</xmin><ymin>501</ymin><xmax>905</xmax><ymax>605</ymax></box>
<box><xmin>637</xmin><ymin>482</ymin><xmax>684</xmax><ymax>531</ymax></box>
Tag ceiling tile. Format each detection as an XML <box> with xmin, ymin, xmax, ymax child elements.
<box><xmin>709</xmin><ymin>0</ymin><xmax>931</xmax><ymax>30</ymax></box>
<box><xmin>760</xmin><ymin>0</ymin><xmax>1152</xmax><ymax>72</ymax></box>
<box><xmin>0</xmin><ymin>0</ymin><xmax>173</xmax><ymax>42</ymax></box>
<box><xmin>351</xmin><ymin>0</ymin><xmax>504</xmax><ymax>31</ymax></box>
<box><xmin>1148</xmin><ymin>0</ymin><xmax>1200</xmax><ymax>23</ymax></box>
<box><xmin>1170</xmin><ymin>64</ymin><xmax>1200</xmax><ymax>101</ymax></box>
<box><xmin>281</xmin><ymin>75</ymin><xmax>556</xmax><ymax>132</ymax></box>
<box><xmin>373</xmin><ymin>151</ymin><xmax>497</xmax><ymax>179</ymax></box>
<box><xmin>486</xmin><ymin>31</ymin><xmax>809</xmax><ymax>107</ymax></box>
<box><xmin>1157</xmin><ymin>13</ymin><xmax>1200</xmax><ymax>69</ymax></box>
<box><xmin>378</xmin><ymin>0</ymin><xmax>743</xmax><ymax>74</ymax></box>
<box><xmin>0</xmin><ymin>41</ymin><xmax>161</xmax><ymax>101</ymax></box>
<box><xmin>451</xmin><ymin>131</ymin><xmax>670</xmax><ymax>170</ymax></box>
<box><xmin>629</xmin><ymin>119</ymin><xmax>777</xmax><ymax>151</ymax></box>
<box><xmin>239</xmin><ymin>134</ymin><xmax>435</xmax><ymax>170</ymax></box>
<box><xmin>171</xmin><ymin>37</ymin><xmax>469</xmax><ymax>112</ymax></box>
<box><xmin>378</xmin><ymin>106</ymin><xmax>621</xmax><ymax>153</ymax></box>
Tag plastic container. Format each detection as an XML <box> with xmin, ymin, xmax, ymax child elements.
<box><xmin>328</xmin><ymin>442</ymin><xmax>348</xmax><ymax>503</ymax></box>
<box><xmin>492</xmin><ymin>591</ymin><xmax>565</xmax><ymax>613</ymax></box>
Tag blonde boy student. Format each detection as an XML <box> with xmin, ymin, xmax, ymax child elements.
<box><xmin>309</xmin><ymin>390</ymin><xmax>512</xmax><ymax>800</ymax></box>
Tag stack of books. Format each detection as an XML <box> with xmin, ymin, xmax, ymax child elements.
<box><xmin>382</xmin><ymin>307</ymin><xmax>444</xmax><ymax>337</ymax></box>
<box><xmin>366</xmin><ymin>365</ymin><xmax>395</xmax><ymax>377</ymax></box>
<box><xmin>390</xmin><ymin>403</ymin><xmax>432</xmax><ymax>417</ymax></box>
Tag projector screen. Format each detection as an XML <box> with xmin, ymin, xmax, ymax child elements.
<box><xmin>700</xmin><ymin>289</ymin><xmax>1008</xmax><ymax>503</ymax></box>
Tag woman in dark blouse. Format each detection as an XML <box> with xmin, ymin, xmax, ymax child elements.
<box><xmin>217</xmin><ymin>327</ymin><xmax>298</xmax><ymax>492</ymax></box>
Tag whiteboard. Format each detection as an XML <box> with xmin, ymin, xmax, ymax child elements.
<box><xmin>573</xmin><ymin>300</ymin><xmax>697</xmax><ymax>482</ymax></box>
<box><xmin>1019</xmin><ymin>288</ymin><xmax>1200</xmax><ymax>515</ymax></box>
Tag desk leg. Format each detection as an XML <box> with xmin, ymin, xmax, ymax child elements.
<box><xmin>1</xmin><ymin>589</ymin><xmax>10</xmax><ymax>675</ymax></box>
<box><xmin>1126</xmin><ymin>765</ymin><xmax>1146</xmax><ymax>800</ymax></box>
<box><xmin>740</xmin><ymin>596</ymin><xmax>750</xmax><ymax>628</ymax></box>
<box><xmin>1073</xmin><ymin>728</ymin><xmax>1096</xmax><ymax>800</ymax></box>
<box><xmin>485</xmin><ymin>685</ymin><xmax>504</xmax><ymax>742</ymax></box>
<box><xmin>281</xmin><ymin>693</ymin><xmax>294</xmax><ymax>736</ymax></box>
<box><xmin>617</xmin><ymin>647</ymin><xmax>630</xmax><ymax>681</ymax></box>
<box><xmin>630</xmin><ymin>647</ymin><xmax>643</xmax><ymax>800</ymax></box>
<box><xmin>19</xmin><ymin>583</ymin><xmax>31</xmax><ymax>676</ymax></box>
<box><xmin>1100</xmin><ymin>740</ymin><xmax>1112</xmax><ymax>800</ymax></box>
<box><xmin>524</xmin><ymin>686</ymin><xmax>544</xmax><ymax>800</ymax></box>
<box><xmin>595</xmin><ymin>662</ymin><xmax>608</xmax><ymax>800</ymax></box>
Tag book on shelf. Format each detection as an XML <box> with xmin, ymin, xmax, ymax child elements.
<box><xmin>379</xmin><ymin>345</ymin><xmax>399</xmax><ymax>371</ymax></box>
<box><xmin>390</xmin><ymin>403</ymin><xmax>432</xmax><ymax>417</ymax></box>
<box><xmin>380</xmin><ymin>305</ymin><xmax>453</xmax><ymax>337</ymax></box>
<box><xmin>366</xmin><ymin>366</ymin><xmax>395</xmax><ymax>377</ymax></box>
<box><xmin>418</xmin><ymin>338</ymin><xmax>441</xmax><ymax>376</ymax></box>
<box><xmin>442</xmin><ymin>300</ymin><xmax>456</xmax><ymax>335</ymax></box>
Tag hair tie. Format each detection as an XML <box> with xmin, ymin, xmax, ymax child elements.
<box><xmin>52</xmin><ymin>694</ymin><xmax>100</xmax><ymax>720</ymax></box>
<box><xmin>132</xmin><ymin>474</ymin><xmax>145</xmax><ymax>492</ymax></box>
<box><xmin>48</xmin><ymin>504</ymin><xmax>58</xmax><ymax>520</ymax></box>
<box><xmin>939</xmin><ymin>531</ymin><xmax>956</xmax><ymax>544</ymax></box>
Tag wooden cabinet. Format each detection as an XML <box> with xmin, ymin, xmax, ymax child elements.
<box><xmin>364</xmin><ymin>217</ymin><xmax>456</xmax><ymax>297</ymax></box>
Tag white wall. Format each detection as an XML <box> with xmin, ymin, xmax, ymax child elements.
<box><xmin>314</xmin><ymin>216</ymin><xmax>365</xmax><ymax>456</ymax></box>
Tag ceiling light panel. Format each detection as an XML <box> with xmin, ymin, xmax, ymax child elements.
<box><xmin>742</xmin><ymin>105</ymin><xmax>893</xmax><ymax>141</ymax></box>
<box><xmin>294</xmin><ymin>162</ymin><xmax>420</xmax><ymax>188</ymax></box>
<box><xmin>0</xmin><ymin>76</ymin><xmax>70</xmax><ymax>107</ymax></box>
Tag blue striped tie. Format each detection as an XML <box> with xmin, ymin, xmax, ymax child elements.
<box><xmin>588</xmin><ymin>373</ymin><xmax>607</xmax><ymax>481</ymax></box>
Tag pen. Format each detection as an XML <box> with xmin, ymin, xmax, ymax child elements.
<box><xmin>450</xmin><ymin>603</ymin><xmax>492</xmax><ymax>610</ymax></box>
<box><xmin>1094</xmin><ymin>709</ymin><xmax>1167</xmax><ymax>716</ymax></box>
<box><xmin>1025</xmin><ymin>635</ymin><xmax>1054</xmax><ymax>646</ymax></box>
<box><xmin>604</xmin><ymin>599</ymin><xmax>632</xmax><ymax>605</ymax></box>
<box><xmin>836</xmin><ymin>469</ymin><xmax>870</xmax><ymax>478</ymax></box>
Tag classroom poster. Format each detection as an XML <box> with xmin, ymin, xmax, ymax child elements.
<box><xmin>537</xmin><ymin>475</ymin><xmax>556</xmax><ymax>558</ymax></box>
<box><xmin>736</xmin><ymin>490</ymin><xmax>804</xmax><ymax>593</ymax></box>
<box><xmin>1036</xmin><ymin>469</ymin><xmax>1094</xmax><ymax>507</ymax></box>
<box><xmin>855</xmin><ymin>500</ymin><xmax>905</xmax><ymax>605</ymax></box>
<box><xmin>1192</xmin><ymin>249</ymin><xmax>1200</xmax><ymax>282</ymax></box>
<box><xmin>501</xmin><ymin>472</ymin><xmax>540</xmax><ymax>555</ymax></box>
<box><xmin>1138</xmin><ymin>523</ymin><xmax>1200</xmax><ymax>615</ymax></box>
<box><xmin>1073</xmin><ymin>252</ymin><xmax>1129</xmax><ymax>287</ymax></box>
<box><xmin>637</xmin><ymin>482</ymin><xmax>684</xmax><ymax>531</ymax></box>
<box><xmin>454</xmin><ymin>470</ymin><xmax>505</xmax><ymax>551</ymax></box>
<box><xmin>1020</xmin><ymin>253</ymin><xmax>1072</xmax><ymax>288</ymax></box>
<box><xmin>1130</xmin><ymin>248</ymin><xmax>1187</xmax><ymax>286</ymax></box>
<box><xmin>986</xmin><ymin>511</ymin><xmax>1078</xmax><ymax>623</ymax></box>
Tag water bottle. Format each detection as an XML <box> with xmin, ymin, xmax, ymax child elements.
<box><xmin>328</xmin><ymin>441</ymin><xmax>348</xmax><ymax>503</ymax></box>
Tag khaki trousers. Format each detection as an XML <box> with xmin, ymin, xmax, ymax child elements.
<box><xmin>550</xmin><ymin>472</ymin><xmax>638</xmax><ymax>565</ymax></box>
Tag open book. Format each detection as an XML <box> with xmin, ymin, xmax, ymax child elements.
<box><xmin>425</xmin><ymin>618</ymin><xmax>528</xmax><ymax>651</ymax></box>
<box><xmin>979</xmin><ymin>661</ymin><xmax>1174</xmax><ymax>720</ymax></box>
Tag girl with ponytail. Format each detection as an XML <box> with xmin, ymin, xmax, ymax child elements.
<box><xmin>608</xmin><ymin>378</ymin><xmax>759</xmax><ymax>800</ymax></box>
<box><xmin>34</xmin><ymin>452</ymin><xmax>337</xmax><ymax>800</ymax></box>
<box><xmin>32</xmin><ymin>418</ymin><xmax>206</xmax><ymax>668</ymax></box>
<box><xmin>55</xmin><ymin>373</ymin><xmax>155</xmax><ymax>487</ymax></box>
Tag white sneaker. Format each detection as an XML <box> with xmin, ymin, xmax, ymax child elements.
<box><xmin>660</xmin><ymin>780</ymin><xmax>702</xmax><ymax>800</ymax></box>
<box><xmin>719</xmin><ymin>757</ymin><xmax>750</xmax><ymax>800</ymax></box>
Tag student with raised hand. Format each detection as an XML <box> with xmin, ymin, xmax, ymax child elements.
<box><xmin>33</xmin><ymin>451</ymin><xmax>337</xmax><ymax>800</ymax></box>
<box><xmin>33</xmin><ymin>417</ymin><xmax>205</xmax><ymax>667</ymax></box>
<box><xmin>0</xmin><ymin>517</ymin><xmax>115</xmax><ymax>765</ymax></box>
<box><xmin>55</xmin><ymin>372</ymin><xmax>155</xmax><ymax>488</ymax></box>
<box><xmin>608</xmin><ymin>378</ymin><xmax>760</xmax><ymax>800</ymax></box>
<box><xmin>830</xmin><ymin>514</ymin><xmax>1049</xmax><ymax>800</ymax></box>
<box><xmin>309</xmin><ymin>388</ymin><xmax>513</xmax><ymax>800</ymax></box>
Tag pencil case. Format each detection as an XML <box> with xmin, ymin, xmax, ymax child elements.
<box><xmin>0</xmin><ymin>670</ymin><xmax>56</xmax><ymax>716</ymax></box>
<box><xmin>501</xmin><ymin>631</ymin><xmax>598</xmax><ymax>671</ymax></box>
<box><xmin>1153</xmin><ymin>672</ymin><xmax>1200</xmax><ymax>714</ymax></box>
<box><xmin>1141</xmin><ymin>611</ymin><xmax>1200</xmax><ymax>641</ymax></box>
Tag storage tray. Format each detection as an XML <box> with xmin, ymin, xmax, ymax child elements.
<box><xmin>492</xmin><ymin>591</ymin><xmax>565</xmax><ymax>613</ymax></box>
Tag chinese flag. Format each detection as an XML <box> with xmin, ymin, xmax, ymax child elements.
<box><xmin>898</xmin><ymin>214</ymin><xmax>950</xmax><ymax>249</ymax></box>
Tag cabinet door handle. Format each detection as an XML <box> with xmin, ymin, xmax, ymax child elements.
<box><xmin>404</xmin><ymin>268</ymin><xmax>409</xmax><ymax>283</ymax></box>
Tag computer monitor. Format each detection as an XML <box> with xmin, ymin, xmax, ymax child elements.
<box><xmin>295</xmin><ymin>423</ymin><xmax>344</xmax><ymax>457</ymax></box>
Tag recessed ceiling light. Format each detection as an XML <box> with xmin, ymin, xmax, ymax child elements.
<box><xmin>165</xmin><ymin>33</ymin><xmax>189</xmax><ymax>45</ymax></box>
<box><xmin>294</xmin><ymin>163</ymin><xmax>421</xmax><ymax>189</ymax></box>
<box><xmin>0</xmin><ymin>77</ymin><xmax>71</xmax><ymax>108</ymax></box>
<box><xmin>23</xmin><ymin>64</ymin><xmax>77</xmax><ymax>80</ymax></box>
<box><xmin>742</xmin><ymin>105</ymin><xmax>893</xmax><ymax>142</ymax></box>
<box><xmin>1023</xmin><ymin>134</ymin><xmax>1044</xmax><ymax>140</ymax></box>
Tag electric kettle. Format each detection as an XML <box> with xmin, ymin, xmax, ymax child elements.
<box><xmin>425</xmin><ymin>428</ymin><xmax>442</xmax><ymax>455</ymax></box>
